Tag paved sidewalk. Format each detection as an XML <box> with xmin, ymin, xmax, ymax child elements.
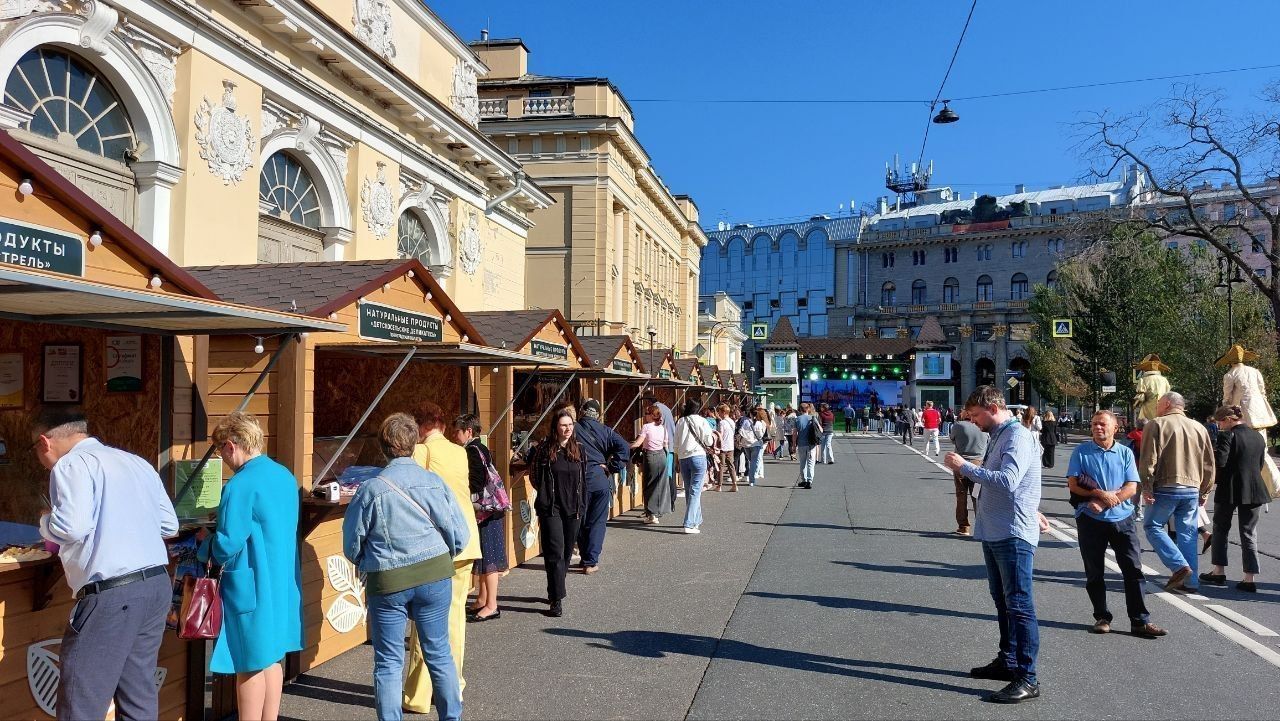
<box><xmin>280</xmin><ymin>435</ymin><xmax>1280</xmax><ymax>720</ymax></box>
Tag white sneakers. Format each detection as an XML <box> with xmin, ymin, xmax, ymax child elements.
<box><xmin>684</xmin><ymin>527</ymin><xmax>701</xmax><ymax>534</ymax></box>
<box><xmin>644</xmin><ymin>515</ymin><xmax>660</xmax><ymax>525</ymax></box>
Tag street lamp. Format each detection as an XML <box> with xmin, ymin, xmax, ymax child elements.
<box><xmin>646</xmin><ymin>325</ymin><xmax>657</xmax><ymax>378</ymax></box>
<box><xmin>1217</xmin><ymin>255</ymin><xmax>1247</xmax><ymax>346</ymax></box>
<box><xmin>749</xmin><ymin>365</ymin><xmax>757</xmax><ymax>402</ymax></box>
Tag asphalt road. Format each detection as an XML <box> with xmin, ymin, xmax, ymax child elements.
<box><xmin>279</xmin><ymin>432</ymin><xmax>1280</xmax><ymax>720</ymax></box>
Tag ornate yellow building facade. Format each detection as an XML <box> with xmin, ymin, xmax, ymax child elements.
<box><xmin>0</xmin><ymin>0</ymin><xmax>551</xmax><ymax>311</ymax></box>
<box><xmin>470</xmin><ymin>38</ymin><xmax>706</xmax><ymax>353</ymax></box>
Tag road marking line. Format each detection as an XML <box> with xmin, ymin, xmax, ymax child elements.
<box><xmin>1205</xmin><ymin>605</ymin><xmax>1280</xmax><ymax>636</ymax></box>
<box><xmin>1184</xmin><ymin>593</ymin><xmax>1210</xmax><ymax>601</ymax></box>
<box><xmin>1040</xmin><ymin>521</ymin><xmax>1280</xmax><ymax>668</ymax></box>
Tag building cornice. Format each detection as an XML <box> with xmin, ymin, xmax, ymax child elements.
<box><xmin>388</xmin><ymin>0</ymin><xmax>487</xmax><ymax>75</ymax></box>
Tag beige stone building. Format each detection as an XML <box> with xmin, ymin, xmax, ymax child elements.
<box><xmin>0</xmin><ymin>0</ymin><xmax>551</xmax><ymax>311</ymax></box>
<box><xmin>470</xmin><ymin>37</ymin><xmax>706</xmax><ymax>353</ymax></box>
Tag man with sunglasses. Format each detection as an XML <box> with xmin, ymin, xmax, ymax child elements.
<box><xmin>32</xmin><ymin>406</ymin><xmax>178</xmax><ymax>721</ymax></box>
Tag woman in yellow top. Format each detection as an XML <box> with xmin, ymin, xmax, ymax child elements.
<box><xmin>403</xmin><ymin>401</ymin><xmax>481</xmax><ymax>713</ymax></box>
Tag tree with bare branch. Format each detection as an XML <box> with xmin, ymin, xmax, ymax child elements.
<box><xmin>1080</xmin><ymin>83</ymin><xmax>1280</xmax><ymax>352</ymax></box>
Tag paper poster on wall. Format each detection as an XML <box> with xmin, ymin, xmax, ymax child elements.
<box><xmin>105</xmin><ymin>335</ymin><xmax>143</xmax><ymax>392</ymax></box>
<box><xmin>174</xmin><ymin>459</ymin><xmax>223</xmax><ymax>518</ymax></box>
<box><xmin>41</xmin><ymin>345</ymin><xmax>80</xmax><ymax>403</ymax></box>
<box><xmin>0</xmin><ymin>353</ymin><xmax>22</xmax><ymax>409</ymax></box>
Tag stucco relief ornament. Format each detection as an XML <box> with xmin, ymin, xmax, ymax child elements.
<box><xmin>352</xmin><ymin>0</ymin><xmax>395</xmax><ymax>60</ymax></box>
<box><xmin>459</xmin><ymin>212</ymin><xmax>482</xmax><ymax>275</ymax></box>
<box><xmin>451</xmin><ymin>63</ymin><xmax>479</xmax><ymax>127</ymax></box>
<box><xmin>194</xmin><ymin>81</ymin><xmax>254</xmax><ymax>185</ymax></box>
<box><xmin>360</xmin><ymin>162</ymin><xmax>395</xmax><ymax>239</ymax></box>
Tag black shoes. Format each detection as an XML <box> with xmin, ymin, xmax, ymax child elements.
<box><xmin>467</xmin><ymin>609</ymin><xmax>501</xmax><ymax>623</ymax></box>
<box><xmin>548</xmin><ymin>600</ymin><xmax>563</xmax><ymax>617</ymax></box>
<box><xmin>985</xmin><ymin>679</ymin><xmax>1040</xmax><ymax>704</ymax></box>
<box><xmin>1199</xmin><ymin>572</ymin><xmax>1227</xmax><ymax>586</ymax></box>
<box><xmin>1238</xmin><ymin>581</ymin><xmax>1258</xmax><ymax>593</ymax></box>
<box><xmin>969</xmin><ymin>659</ymin><xmax>1016</xmax><ymax>682</ymax></box>
<box><xmin>796</xmin><ymin>481</ymin><xmax>812</xmax><ymax>489</ymax></box>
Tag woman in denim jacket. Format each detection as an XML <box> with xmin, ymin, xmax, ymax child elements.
<box><xmin>343</xmin><ymin>413</ymin><xmax>469</xmax><ymax>721</ymax></box>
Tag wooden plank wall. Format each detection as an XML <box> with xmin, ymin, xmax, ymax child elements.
<box><xmin>0</xmin><ymin>564</ymin><xmax>189</xmax><ymax>720</ymax></box>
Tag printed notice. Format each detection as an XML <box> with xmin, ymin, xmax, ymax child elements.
<box><xmin>105</xmin><ymin>335</ymin><xmax>143</xmax><ymax>392</ymax></box>
<box><xmin>42</xmin><ymin>345</ymin><xmax>80</xmax><ymax>403</ymax></box>
<box><xmin>174</xmin><ymin>458</ymin><xmax>223</xmax><ymax>518</ymax></box>
<box><xmin>0</xmin><ymin>352</ymin><xmax>21</xmax><ymax>408</ymax></box>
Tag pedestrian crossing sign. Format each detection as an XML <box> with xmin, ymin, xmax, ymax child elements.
<box><xmin>751</xmin><ymin>323</ymin><xmax>768</xmax><ymax>340</ymax></box>
<box><xmin>1051</xmin><ymin>319</ymin><xmax>1073</xmax><ymax>338</ymax></box>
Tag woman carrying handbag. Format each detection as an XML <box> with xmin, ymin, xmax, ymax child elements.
<box><xmin>196</xmin><ymin>412</ymin><xmax>302</xmax><ymax>721</ymax></box>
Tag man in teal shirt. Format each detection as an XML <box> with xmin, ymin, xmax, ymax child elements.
<box><xmin>1067</xmin><ymin>410</ymin><xmax>1165</xmax><ymax>638</ymax></box>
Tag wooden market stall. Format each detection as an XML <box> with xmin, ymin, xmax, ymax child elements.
<box><xmin>183</xmin><ymin>260</ymin><xmax>555</xmax><ymax>693</ymax></box>
<box><xmin>0</xmin><ymin>130</ymin><xmax>340</xmax><ymax>721</ymax></box>
<box><xmin>464</xmin><ymin>310</ymin><xmax>588</xmax><ymax>564</ymax></box>
<box><xmin>670</xmin><ymin>358</ymin><xmax>705</xmax><ymax>411</ymax></box>
<box><xmin>559</xmin><ymin>334</ymin><xmax>650</xmax><ymax>514</ymax></box>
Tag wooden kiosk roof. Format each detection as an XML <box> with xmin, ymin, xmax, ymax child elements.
<box><xmin>0</xmin><ymin>130</ymin><xmax>342</xmax><ymax>335</ymax></box>
<box><xmin>185</xmin><ymin>259</ymin><xmax>547</xmax><ymax>365</ymax></box>
<box><xmin>466</xmin><ymin>310</ymin><xmax>586</xmax><ymax>369</ymax></box>
<box><xmin>671</xmin><ymin>358</ymin><xmax>702</xmax><ymax>385</ymax></box>
<box><xmin>573</xmin><ymin>334</ymin><xmax>648</xmax><ymax>379</ymax></box>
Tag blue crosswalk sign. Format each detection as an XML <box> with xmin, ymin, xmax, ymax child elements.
<box><xmin>1052</xmin><ymin>319</ymin><xmax>1073</xmax><ymax>338</ymax></box>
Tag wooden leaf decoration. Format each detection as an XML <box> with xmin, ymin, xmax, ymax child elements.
<box><xmin>325</xmin><ymin>591</ymin><xmax>366</xmax><ymax>633</ymax></box>
<box><xmin>26</xmin><ymin>639</ymin><xmax>59</xmax><ymax>718</ymax></box>
<box><xmin>326</xmin><ymin>555</ymin><xmax>357</xmax><ymax>593</ymax></box>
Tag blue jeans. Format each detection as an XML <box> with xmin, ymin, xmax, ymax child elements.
<box><xmin>796</xmin><ymin>444</ymin><xmax>816</xmax><ymax>484</ymax></box>
<box><xmin>981</xmin><ymin>538</ymin><xmax>1039</xmax><ymax>686</ymax></box>
<box><xmin>819</xmin><ymin>433</ymin><xmax>835</xmax><ymax>463</ymax></box>
<box><xmin>368</xmin><ymin>577</ymin><xmax>460</xmax><ymax>721</ymax></box>
<box><xmin>1143</xmin><ymin>488</ymin><xmax>1200</xmax><ymax>586</ymax></box>
<box><xmin>679</xmin><ymin>455</ymin><xmax>707</xmax><ymax>528</ymax></box>
<box><xmin>746</xmin><ymin>444</ymin><xmax>763</xmax><ymax>485</ymax></box>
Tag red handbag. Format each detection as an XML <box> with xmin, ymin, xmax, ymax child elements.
<box><xmin>177</xmin><ymin>572</ymin><xmax>222</xmax><ymax>640</ymax></box>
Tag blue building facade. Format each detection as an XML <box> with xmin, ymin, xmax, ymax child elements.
<box><xmin>700</xmin><ymin>216</ymin><xmax>859</xmax><ymax>376</ymax></box>
<box><xmin>700</xmin><ymin>216</ymin><xmax>859</xmax><ymax>338</ymax></box>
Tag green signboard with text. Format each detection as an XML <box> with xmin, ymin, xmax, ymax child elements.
<box><xmin>358</xmin><ymin>301</ymin><xmax>443</xmax><ymax>343</ymax></box>
<box><xmin>0</xmin><ymin>218</ymin><xmax>85</xmax><ymax>276</ymax></box>
<box><xmin>611</xmin><ymin>359</ymin><xmax>633</xmax><ymax>372</ymax></box>
<box><xmin>530</xmin><ymin>339</ymin><xmax>568</xmax><ymax>360</ymax></box>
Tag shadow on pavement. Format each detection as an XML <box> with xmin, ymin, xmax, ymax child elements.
<box><xmin>743</xmin><ymin>591</ymin><xmax>1082</xmax><ymax>631</ymax></box>
<box><xmin>282</xmin><ymin>674</ymin><xmax>373</xmax><ymax>708</ymax></box>
<box><xmin>833</xmin><ymin>559</ymin><xmax>1088</xmax><ymax>588</ymax></box>
<box><xmin>544</xmin><ymin>628</ymin><xmax>987</xmax><ymax>697</ymax></box>
<box><xmin>848</xmin><ymin>525</ymin><xmax>961</xmax><ymax>540</ymax></box>
<box><xmin>746</xmin><ymin>521</ymin><xmax>850</xmax><ymax>531</ymax></box>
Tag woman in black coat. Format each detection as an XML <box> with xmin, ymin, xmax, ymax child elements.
<box><xmin>1040</xmin><ymin>411</ymin><xmax>1059</xmax><ymax>468</ymax></box>
<box><xmin>526</xmin><ymin>410</ymin><xmax>588</xmax><ymax>617</ymax></box>
<box><xmin>1200</xmin><ymin>405</ymin><xmax>1270</xmax><ymax>592</ymax></box>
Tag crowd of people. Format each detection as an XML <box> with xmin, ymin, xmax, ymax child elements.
<box><xmin>935</xmin><ymin>386</ymin><xmax>1271</xmax><ymax>706</ymax></box>
<box><xmin>26</xmin><ymin>380</ymin><xmax>1273</xmax><ymax>718</ymax></box>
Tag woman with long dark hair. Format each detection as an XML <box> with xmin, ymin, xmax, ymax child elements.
<box><xmin>452</xmin><ymin>413</ymin><xmax>506</xmax><ymax>622</ymax></box>
<box><xmin>528</xmin><ymin>411</ymin><xmax>587</xmax><ymax>617</ymax></box>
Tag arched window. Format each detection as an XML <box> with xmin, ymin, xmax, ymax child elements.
<box><xmin>1010</xmin><ymin>272</ymin><xmax>1029</xmax><ymax>300</ymax></box>
<box><xmin>881</xmin><ymin>281</ymin><xmax>896</xmax><ymax>306</ymax></box>
<box><xmin>943</xmin><ymin>277</ymin><xmax>959</xmax><ymax>303</ymax></box>
<box><xmin>5</xmin><ymin>47</ymin><xmax>136</xmax><ymax>162</ymax></box>
<box><xmin>1045</xmin><ymin>270</ymin><xmax>1058</xmax><ymax>290</ymax></box>
<box><xmin>911</xmin><ymin>279</ymin><xmax>927</xmax><ymax>304</ymax></box>
<box><xmin>976</xmin><ymin>274</ymin><xmax>993</xmax><ymax>302</ymax></box>
<box><xmin>259</xmin><ymin>152</ymin><xmax>321</xmax><ymax>229</ymax></box>
<box><xmin>397</xmin><ymin>211</ymin><xmax>431</xmax><ymax>263</ymax></box>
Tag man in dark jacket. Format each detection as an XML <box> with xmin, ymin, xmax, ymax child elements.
<box><xmin>575</xmin><ymin>398</ymin><xmax>630</xmax><ymax>573</ymax></box>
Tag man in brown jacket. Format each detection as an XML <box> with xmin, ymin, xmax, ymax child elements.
<box><xmin>1138</xmin><ymin>392</ymin><xmax>1216</xmax><ymax>593</ymax></box>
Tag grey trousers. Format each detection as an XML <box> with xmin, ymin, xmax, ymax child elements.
<box><xmin>59</xmin><ymin>573</ymin><xmax>170</xmax><ymax>721</ymax></box>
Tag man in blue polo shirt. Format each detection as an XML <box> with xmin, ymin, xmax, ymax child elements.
<box><xmin>1067</xmin><ymin>410</ymin><xmax>1166</xmax><ymax>638</ymax></box>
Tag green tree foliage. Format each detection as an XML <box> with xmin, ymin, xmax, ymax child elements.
<box><xmin>1028</xmin><ymin>226</ymin><xmax>1278</xmax><ymax>418</ymax></box>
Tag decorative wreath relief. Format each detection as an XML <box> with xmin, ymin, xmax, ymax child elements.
<box><xmin>324</xmin><ymin>555</ymin><xmax>368</xmax><ymax>633</ymax></box>
<box><xmin>352</xmin><ymin>0</ymin><xmax>395</xmax><ymax>60</ymax></box>
<box><xmin>194</xmin><ymin>80</ymin><xmax>254</xmax><ymax>185</ymax></box>
<box><xmin>459</xmin><ymin>212</ymin><xmax>482</xmax><ymax>275</ymax></box>
<box><xmin>27</xmin><ymin>639</ymin><xmax>165</xmax><ymax>718</ymax></box>
<box><xmin>360</xmin><ymin>161</ymin><xmax>395</xmax><ymax>239</ymax></box>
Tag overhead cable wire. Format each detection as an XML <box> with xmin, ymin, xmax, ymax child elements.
<box><xmin>917</xmin><ymin>0</ymin><xmax>978</xmax><ymax>168</ymax></box>
<box><xmin>627</xmin><ymin>62</ymin><xmax>1280</xmax><ymax>106</ymax></box>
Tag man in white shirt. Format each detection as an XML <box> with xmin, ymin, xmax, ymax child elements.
<box><xmin>33</xmin><ymin>407</ymin><xmax>178</xmax><ymax>721</ymax></box>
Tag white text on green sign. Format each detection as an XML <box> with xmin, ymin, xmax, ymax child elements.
<box><xmin>611</xmin><ymin>359</ymin><xmax>633</xmax><ymax>372</ymax></box>
<box><xmin>0</xmin><ymin>218</ymin><xmax>85</xmax><ymax>276</ymax></box>
<box><xmin>359</xmin><ymin>301</ymin><xmax>443</xmax><ymax>343</ymax></box>
<box><xmin>530</xmin><ymin>339</ymin><xmax>568</xmax><ymax>360</ymax></box>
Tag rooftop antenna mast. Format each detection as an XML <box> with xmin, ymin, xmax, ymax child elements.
<box><xmin>884</xmin><ymin>153</ymin><xmax>932</xmax><ymax>208</ymax></box>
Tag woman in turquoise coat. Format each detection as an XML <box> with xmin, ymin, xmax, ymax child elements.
<box><xmin>198</xmin><ymin>412</ymin><xmax>302</xmax><ymax>721</ymax></box>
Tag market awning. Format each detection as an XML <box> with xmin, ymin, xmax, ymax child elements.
<box><xmin>0</xmin><ymin>265</ymin><xmax>344</xmax><ymax>334</ymax></box>
<box><xmin>315</xmin><ymin>340</ymin><xmax>565</xmax><ymax>366</ymax></box>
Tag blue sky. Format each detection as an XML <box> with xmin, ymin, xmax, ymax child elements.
<box><xmin>434</xmin><ymin>1</ymin><xmax>1280</xmax><ymax>229</ymax></box>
